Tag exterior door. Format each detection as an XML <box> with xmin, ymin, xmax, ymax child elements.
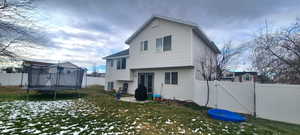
<box><xmin>138</xmin><ymin>73</ymin><xmax>154</xmax><ymax>95</ymax></box>
<box><xmin>123</xmin><ymin>82</ymin><xmax>128</xmax><ymax>93</ymax></box>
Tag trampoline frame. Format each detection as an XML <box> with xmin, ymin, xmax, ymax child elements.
<box><xmin>23</xmin><ymin>61</ymin><xmax>86</xmax><ymax>100</ymax></box>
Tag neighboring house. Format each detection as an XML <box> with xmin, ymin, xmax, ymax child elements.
<box><xmin>103</xmin><ymin>15</ymin><xmax>220</xmax><ymax>100</ymax></box>
<box><xmin>87</xmin><ymin>72</ymin><xmax>105</xmax><ymax>77</ymax></box>
<box><xmin>222</xmin><ymin>70</ymin><xmax>257</xmax><ymax>82</ymax></box>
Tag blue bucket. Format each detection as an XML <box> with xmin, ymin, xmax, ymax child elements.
<box><xmin>153</xmin><ymin>94</ymin><xmax>161</xmax><ymax>98</ymax></box>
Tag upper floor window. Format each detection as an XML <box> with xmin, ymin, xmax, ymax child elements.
<box><xmin>117</xmin><ymin>58</ymin><xmax>126</xmax><ymax>70</ymax></box>
<box><xmin>121</xmin><ymin>58</ymin><xmax>126</xmax><ymax>69</ymax></box>
<box><xmin>156</xmin><ymin>38</ymin><xmax>163</xmax><ymax>52</ymax></box>
<box><xmin>107</xmin><ymin>59</ymin><xmax>113</xmax><ymax>68</ymax></box>
<box><xmin>156</xmin><ymin>35</ymin><xmax>172</xmax><ymax>52</ymax></box>
<box><xmin>165</xmin><ymin>72</ymin><xmax>178</xmax><ymax>85</ymax></box>
<box><xmin>140</xmin><ymin>40</ymin><xmax>148</xmax><ymax>51</ymax></box>
<box><xmin>163</xmin><ymin>35</ymin><xmax>172</xmax><ymax>51</ymax></box>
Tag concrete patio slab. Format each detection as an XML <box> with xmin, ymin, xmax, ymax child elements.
<box><xmin>119</xmin><ymin>97</ymin><xmax>151</xmax><ymax>103</ymax></box>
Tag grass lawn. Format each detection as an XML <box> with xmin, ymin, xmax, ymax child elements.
<box><xmin>0</xmin><ymin>86</ymin><xmax>299</xmax><ymax>135</ymax></box>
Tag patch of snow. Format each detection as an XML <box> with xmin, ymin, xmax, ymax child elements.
<box><xmin>165</xmin><ymin>119</ymin><xmax>173</xmax><ymax>124</ymax></box>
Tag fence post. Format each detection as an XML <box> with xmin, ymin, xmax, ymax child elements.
<box><xmin>20</xmin><ymin>72</ymin><xmax>24</xmax><ymax>87</ymax></box>
<box><xmin>214</xmin><ymin>80</ymin><xmax>218</xmax><ymax>108</ymax></box>
<box><xmin>253</xmin><ymin>81</ymin><xmax>257</xmax><ymax>117</ymax></box>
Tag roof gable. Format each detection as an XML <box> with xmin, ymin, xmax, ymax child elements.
<box><xmin>125</xmin><ymin>15</ymin><xmax>220</xmax><ymax>54</ymax></box>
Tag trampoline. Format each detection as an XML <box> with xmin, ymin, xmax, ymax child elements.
<box><xmin>208</xmin><ymin>109</ymin><xmax>246</xmax><ymax>122</ymax></box>
<box><xmin>22</xmin><ymin>61</ymin><xmax>86</xmax><ymax>99</ymax></box>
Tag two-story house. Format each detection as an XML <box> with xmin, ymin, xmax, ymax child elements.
<box><xmin>103</xmin><ymin>15</ymin><xmax>220</xmax><ymax>100</ymax></box>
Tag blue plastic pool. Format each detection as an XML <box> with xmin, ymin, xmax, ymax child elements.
<box><xmin>208</xmin><ymin>109</ymin><xmax>246</xmax><ymax>122</ymax></box>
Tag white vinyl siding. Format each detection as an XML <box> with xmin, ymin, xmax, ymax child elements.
<box><xmin>192</xmin><ymin>31</ymin><xmax>217</xmax><ymax>80</ymax></box>
<box><xmin>128</xmin><ymin>18</ymin><xmax>193</xmax><ymax>69</ymax></box>
<box><xmin>129</xmin><ymin>68</ymin><xmax>194</xmax><ymax>101</ymax></box>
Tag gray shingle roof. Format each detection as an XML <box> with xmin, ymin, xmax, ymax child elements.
<box><xmin>103</xmin><ymin>49</ymin><xmax>129</xmax><ymax>59</ymax></box>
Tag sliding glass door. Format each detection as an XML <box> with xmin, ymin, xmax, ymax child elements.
<box><xmin>138</xmin><ymin>73</ymin><xmax>154</xmax><ymax>95</ymax></box>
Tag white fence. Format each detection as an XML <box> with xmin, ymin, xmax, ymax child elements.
<box><xmin>1</xmin><ymin>73</ymin><xmax>300</xmax><ymax>124</ymax></box>
<box><xmin>0</xmin><ymin>73</ymin><xmax>28</xmax><ymax>86</ymax></box>
<box><xmin>81</xmin><ymin>76</ymin><xmax>105</xmax><ymax>88</ymax></box>
<box><xmin>256</xmin><ymin>84</ymin><xmax>300</xmax><ymax>124</ymax></box>
<box><xmin>0</xmin><ymin>73</ymin><xmax>105</xmax><ymax>87</ymax></box>
<box><xmin>194</xmin><ymin>80</ymin><xmax>300</xmax><ymax>125</ymax></box>
<box><xmin>194</xmin><ymin>81</ymin><xmax>254</xmax><ymax>114</ymax></box>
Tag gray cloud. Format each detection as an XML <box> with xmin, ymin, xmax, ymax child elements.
<box><xmin>37</xmin><ymin>0</ymin><xmax>300</xmax><ymax>27</ymax></box>
<box><xmin>27</xmin><ymin>0</ymin><xmax>300</xmax><ymax>70</ymax></box>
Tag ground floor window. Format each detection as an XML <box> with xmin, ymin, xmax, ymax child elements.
<box><xmin>165</xmin><ymin>72</ymin><xmax>178</xmax><ymax>85</ymax></box>
<box><xmin>107</xmin><ymin>82</ymin><xmax>114</xmax><ymax>90</ymax></box>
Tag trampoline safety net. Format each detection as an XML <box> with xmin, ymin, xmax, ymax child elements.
<box><xmin>27</xmin><ymin>63</ymin><xmax>85</xmax><ymax>90</ymax></box>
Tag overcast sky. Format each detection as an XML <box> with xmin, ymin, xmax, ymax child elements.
<box><xmin>19</xmin><ymin>0</ymin><xmax>300</xmax><ymax>72</ymax></box>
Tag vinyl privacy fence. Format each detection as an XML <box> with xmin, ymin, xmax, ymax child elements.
<box><xmin>0</xmin><ymin>73</ymin><xmax>28</xmax><ymax>86</ymax></box>
<box><xmin>81</xmin><ymin>76</ymin><xmax>105</xmax><ymax>88</ymax></box>
<box><xmin>0</xmin><ymin>73</ymin><xmax>105</xmax><ymax>87</ymax></box>
<box><xmin>193</xmin><ymin>81</ymin><xmax>300</xmax><ymax>125</ymax></box>
<box><xmin>1</xmin><ymin>73</ymin><xmax>300</xmax><ymax>124</ymax></box>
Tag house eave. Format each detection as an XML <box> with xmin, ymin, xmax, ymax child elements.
<box><xmin>130</xmin><ymin>65</ymin><xmax>194</xmax><ymax>70</ymax></box>
<box><xmin>103</xmin><ymin>55</ymin><xmax>129</xmax><ymax>60</ymax></box>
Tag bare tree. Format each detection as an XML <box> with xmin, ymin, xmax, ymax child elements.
<box><xmin>216</xmin><ymin>41</ymin><xmax>243</xmax><ymax>79</ymax></box>
<box><xmin>0</xmin><ymin>0</ymin><xmax>41</xmax><ymax>61</ymax></box>
<box><xmin>201</xmin><ymin>57</ymin><xmax>216</xmax><ymax>81</ymax></box>
<box><xmin>0</xmin><ymin>0</ymin><xmax>7</xmax><ymax>9</ymax></box>
<box><xmin>253</xmin><ymin>20</ymin><xmax>300</xmax><ymax>84</ymax></box>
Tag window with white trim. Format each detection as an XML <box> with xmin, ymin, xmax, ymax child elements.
<box><xmin>116</xmin><ymin>58</ymin><xmax>126</xmax><ymax>70</ymax></box>
<box><xmin>165</xmin><ymin>72</ymin><xmax>170</xmax><ymax>84</ymax></box>
<box><xmin>156</xmin><ymin>38</ymin><xmax>163</xmax><ymax>52</ymax></box>
<box><xmin>107</xmin><ymin>59</ymin><xmax>113</xmax><ymax>68</ymax></box>
<box><xmin>165</xmin><ymin>72</ymin><xmax>178</xmax><ymax>84</ymax></box>
<box><xmin>163</xmin><ymin>35</ymin><xmax>172</xmax><ymax>51</ymax></box>
<box><xmin>140</xmin><ymin>40</ymin><xmax>148</xmax><ymax>51</ymax></box>
<box><xmin>156</xmin><ymin>35</ymin><xmax>172</xmax><ymax>51</ymax></box>
<box><xmin>107</xmin><ymin>82</ymin><xmax>114</xmax><ymax>90</ymax></box>
<box><xmin>244</xmin><ymin>74</ymin><xmax>251</xmax><ymax>81</ymax></box>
